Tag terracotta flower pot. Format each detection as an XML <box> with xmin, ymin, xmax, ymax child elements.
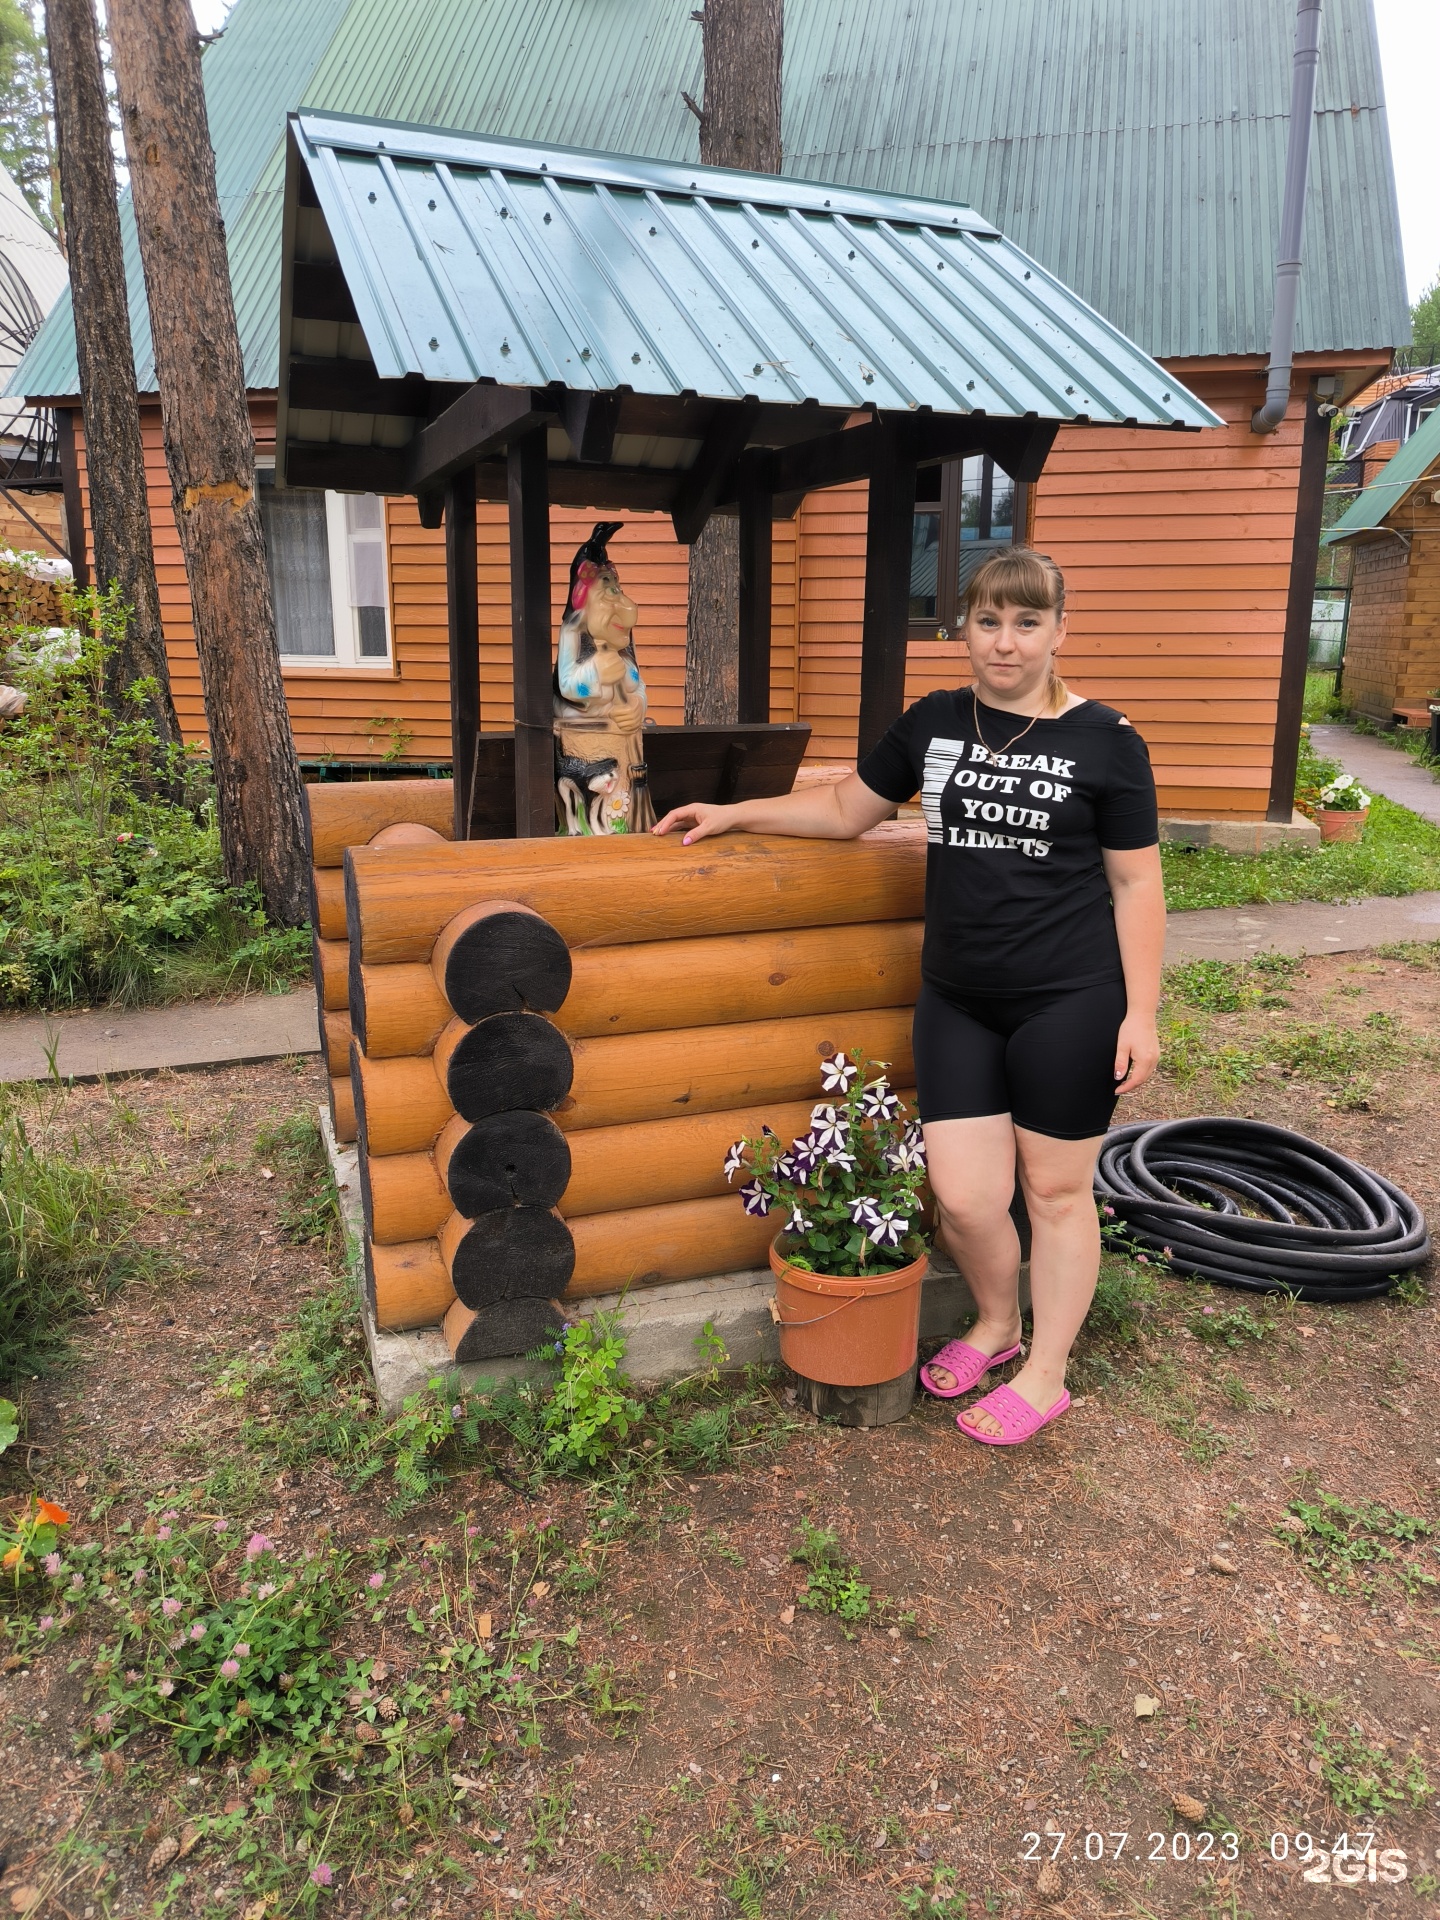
<box><xmin>769</xmin><ymin>1239</ymin><xmax>927</xmax><ymax>1387</ymax></box>
<box><xmin>1317</xmin><ymin>807</ymin><xmax>1368</xmax><ymax>844</ymax></box>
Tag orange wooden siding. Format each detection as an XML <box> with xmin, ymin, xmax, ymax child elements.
<box><xmin>1342</xmin><ymin>490</ymin><xmax>1440</xmax><ymax>722</ymax></box>
<box><xmin>67</xmin><ymin>366</ymin><xmax>1321</xmax><ymax>818</ymax></box>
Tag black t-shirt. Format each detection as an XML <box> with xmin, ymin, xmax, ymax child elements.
<box><xmin>857</xmin><ymin>689</ymin><xmax>1159</xmax><ymax>996</ymax></box>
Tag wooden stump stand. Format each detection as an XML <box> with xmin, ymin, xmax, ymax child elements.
<box><xmin>792</xmin><ymin>1364</ymin><xmax>918</xmax><ymax>1428</ymax></box>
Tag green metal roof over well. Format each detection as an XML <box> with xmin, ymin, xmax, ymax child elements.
<box><xmin>8</xmin><ymin>0</ymin><xmax>1409</xmax><ymax>404</ymax></box>
<box><xmin>1325</xmin><ymin>406</ymin><xmax>1440</xmax><ymax>543</ymax></box>
<box><xmin>284</xmin><ymin>113</ymin><xmax>1218</xmax><ymax>435</ymax></box>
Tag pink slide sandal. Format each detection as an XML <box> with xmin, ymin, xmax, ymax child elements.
<box><xmin>957</xmin><ymin>1382</ymin><xmax>1070</xmax><ymax>1447</ymax></box>
<box><xmin>919</xmin><ymin>1338</ymin><xmax>1022</xmax><ymax>1400</ymax></box>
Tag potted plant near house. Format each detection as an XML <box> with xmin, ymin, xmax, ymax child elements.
<box><xmin>1315</xmin><ymin>772</ymin><xmax>1371</xmax><ymax>843</ymax></box>
<box><xmin>724</xmin><ymin>1053</ymin><xmax>929</xmax><ymax>1398</ymax></box>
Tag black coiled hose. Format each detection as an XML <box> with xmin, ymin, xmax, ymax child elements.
<box><xmin>1093</xmin><ymin>1118</ymin><xmax>1431</xmax><ymax>1303</ymax></box>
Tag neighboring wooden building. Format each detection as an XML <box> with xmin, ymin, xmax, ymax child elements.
<box><xmin>1325</xmin><ymin>405</ymin><xmax>1440</xmax><ymax>725</ymax></box>
<box><xmin>11</xmin><ymin>0</ymin><xmax>1411</xmax><ymax>822</ymax></box>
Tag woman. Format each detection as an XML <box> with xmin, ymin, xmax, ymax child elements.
<box><xmin>652</xmin><ymin>548</ymin><xmax>1164</xmax><ymax>1447</ymax></box>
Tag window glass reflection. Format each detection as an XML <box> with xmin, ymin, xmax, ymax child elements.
<box><xmin>909</xmin><ymin>509</ymin><xmax>941</xmax><ymax>618</ymax></box>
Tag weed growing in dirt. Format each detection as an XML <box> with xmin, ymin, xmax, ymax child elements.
<box><xmin>5</xmin><ymin>1500</ymin><xmax>599</xmax><ymax>1914</ymax></box>
<box><xmin>1375</xmin><ymin>938</ymin><xmax>1440</xmax><ymax>969</ymax></box>
<box><xmin>537</xmin><ymin>1315</ymin><xmax>642</xmax><ymax>1471</ymax></box>
<box><xmin>792</xmin><ymin>1519</ymin><xmax>871</xmax><ymax>1631</ymax></box>
<box><xmin>0</xmin><ymin>1093</ymin><xmax>154</xmax><ymax>1380</ymax></box>
<box><xmin>253</xmin><ymin>1114</ymin><xmax>340</xmax><ymax>1252</ymax></box>
<box><xmin>1277</xmin><ymin>1491</ymin><xmax>1436</xmax><ymax>1598</ymax></box>
<box><xmin>897</xmin><ymin>1866</ymin><xmax>971</xmax><ymax>1916</ymax></box>
<box><xmin>1166</xmin><ymin>954</ymin><xmax>1300</xmax><ymax>1012</ymax></box>
<box><xmin>1159</xmin><ymin>999</ymin><xmax>1414</xmax><ymax>1103</ymax></box>
<box><xmin>1086</xmin><ymin>1254</ymin><xmax>1159</xmax><ymax>1345</ymax></box>
<box><xmin>1187</xmin><ymin>1299</ymin><xmax>1277</xmax><ymax>1346</ymax></box>
<box><xmin>1295</xmin><ymin>1696</ymin><xmax>1430</xmax><ymax>1819</ymax></box>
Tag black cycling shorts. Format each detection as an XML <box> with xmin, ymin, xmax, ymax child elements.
<box><xmin>912</xmin><ymin>979</ymin><xmax>1129</xmax><ymax>1141</ymax></box>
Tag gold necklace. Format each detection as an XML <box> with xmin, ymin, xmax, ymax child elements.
<box><xmin>971</xmin><ymin>691</ymin><xmax>1045</xmax><ymax>765</ymax></box>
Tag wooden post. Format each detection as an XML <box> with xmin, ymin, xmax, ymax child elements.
<box><xmin>737</xmin><ymin>450</ymin><xmax>773</xmax><ymax>725</ymax></box>
<box><xmin>508</xmin><ymin>427</ymin><xmax>554</xmax><ymax>838</ymax></box>
<box><xmin>1268</xmin><ymin>386</ymin><xmax>1330</xmax><ymax>821</ymax></box>
<box><xmin>857</xmin><ymin>423</ymin><xmax>918</xmax><ymax>761</ymax></box>
<box><xmin>445</xmin><ymin>466</ymin><xmax>479</xmax><ymax>841</ymax></box>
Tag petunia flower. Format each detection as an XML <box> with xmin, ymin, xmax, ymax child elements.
<box><xmin>809</xmin><ymin>1105</ymin><xmax>849</xmax><ymax>1151</ymax></box>
<box><xmin>786</xmin><ymin>1205</ymin><xmax>811</xmax><ymax>1235</ymax></box>
<box><xmin>723</xmin><ymin>1140</ymin><xmax>746</xmax><ymax>1182</ymax></box>
<box><xmin>867</xmin><ymin>1208</ymin><xmax>911</xmax><ymax>1250</ymax></box>
<box><xmin>849</xmin><ymin>1197</ymin><xmax>882</xmax><ymax>1230</ymax></box>
<box><xmin>819</xmin><ymin>1052</ymin><xmax>858</xmax><ymax>1094</ymax></box>
<box><xmin>738</xmin><ymin>1180</ymin><xmax>771</xmax><ymax>1217</ymax></box>
<box><xmin>860</xmin><ymin>1079</ymin><xmax>900</xmax><ymax>1120</ymax></box>
<box><xmin>886</xmin><ymin>1139</ymin><xmax>925</xmax><ymax>1174</ymax></box>
<box><xmin>824</xmin><ymin>1145</ymin><xmax>857</xmax><ymax>1173</ymax></box>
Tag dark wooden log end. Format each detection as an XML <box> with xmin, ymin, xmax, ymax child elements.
<box><xmin>446</xmin><ymin>1010</ymin><xmax>574</xmax><ymax>1121</ymax></box>
<box><xmin>450</xmin><ymin>1206</ymin><xmax>576</xmax><ymax>1309</ymax></box>
<box><xmin>445</xmin><ymin>909</ymin><xmax>573</xmax><ymax>1022</ymax></box>
<box><xmin>447</xmin><ymin>1109</ymin><xmax>572</xmax><ymax>1216</ymax></box>
<box><xmin>451</xmin><ymin>1294</ymin><xmax>565</xmax><ymax>1363</ymax></box>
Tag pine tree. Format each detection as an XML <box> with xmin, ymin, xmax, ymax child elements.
<box><xmin>0</xmin><ymin>0</ymin><xmax>62</xmax><ymax>241</ymax></box>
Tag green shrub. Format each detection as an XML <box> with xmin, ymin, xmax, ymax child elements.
<box><xmin>0</xmin><ymin>593</ymin><xmax>305</xmax><ymax>1007</ymax></box>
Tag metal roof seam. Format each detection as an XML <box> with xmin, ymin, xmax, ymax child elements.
<box><xmin>437</xmin><ymin>165</ymin><xmax>590</xmax><ymax>388</ymax></box>
<box><xmin>581</xmin><ymin>181</ymin><xmax>719</xmax><ymax>394</ymax></box>
<box><xmin>722</xmin><ymin>203</ymin><xmax>868</xmax><ymax>409</ymax></box>
<box><xmin>302</xmin><ymin>134</ymin><xmax>409</xmax><ymax>378</ymax></box>
<box><xmin>645</xmin><ymin>192</ymin><xmax>811</xmax><ymax>404</ymax></box>
<box><xmin>771</xmin><ymin>206</ymin><xmax>919</xmax><ymax>407</ymax></box>
<box><xmin>375</xmin><ymin>152</ymin><xmax>480</xmax><ymax>384</ymax></box>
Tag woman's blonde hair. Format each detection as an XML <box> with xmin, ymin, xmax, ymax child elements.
<box><xmin>961</xmin><ymin>547</ymin><xmax>1069</xmax><ymax>714</ymax></box>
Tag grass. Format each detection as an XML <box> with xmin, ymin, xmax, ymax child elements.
<box><xmin>1277</xmin><ymin>1490</ymin><xmax>1437</xmax><ymax>1600</ymax></box>
<box><xmin>1161</xmin><ymin>793</ymin><xmax>1440</xmax><ymax>912</ymax></box>
<box><xmin>1294</xmin><ymin>1694</ymin><xmax>1430</xmax><ymax>1820</ymax></box>
<box><xmin>0</xmin><ymin>1091</ymin><xmax>155</xmax><ymax>1382</ymax></box>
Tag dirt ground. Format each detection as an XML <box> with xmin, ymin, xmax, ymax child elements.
<box><xmin>1</xmin><ymin>948</ymin><xmax>1439</xmax><ymax>1920</ymax></box>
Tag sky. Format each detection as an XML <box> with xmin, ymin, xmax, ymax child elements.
<box><xmin>187</xmin><ymin>0</ymin><xmax>1438</xmax><ymax>306</ymax></box>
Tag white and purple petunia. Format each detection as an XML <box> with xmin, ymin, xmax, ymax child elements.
<box><xmin>868</xmin><ymin>1207</ymin><xmax>910</xmax><ymax>1249</ymax></box>
<box><xmin>886</xmin><ymin>1137</ymin><xmax>926</xmax><ymax>1174</ymax></box>
<box><xmin>848</xmin><ymin>1196</ymin><xmax>882</xmax><ymax>1231</ymax></box>
<box><xmin>825</xmin><ymin>1144</ymin><xmax>857</xmax><ymax>1173</ymax></box>
<box><xmin>860</xmin><ymin>1078</ymin><xmax>900</xmax><ymax>1120</ymax></box>
<box><xmin>789</xmin><ymin>1133</ymin><xmax>820</xmax><ymax>1182</ymax></box>
<box><xmin>786</xmin><ymin>1205</ymin><xmax>811</xmax><ymax>1235</ymax></box>
<box><xmin>738</xmin><ymin>1180</ymin><xmax>772</xmax><ymax>1217</ymax></box>
<box><xmin>723</xmin><ymin>1140</ymin><xmax>746</xmax><ymax>1182</ymax></box>
<box><xmin>819</xmin><ymin>1052</ymin><xmax>859</xmax><ymax>1094</ymax></box>
<box><xmin>810</xmin><ymin>1105</ymin><xmax>850</xmax><ymax>1151</ymax></box>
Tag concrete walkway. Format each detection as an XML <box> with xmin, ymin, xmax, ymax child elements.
<box><xmin>0</xmin><ymin>988</ymin><xmax>319</xmax><ymax>1084</ymax></box>
<box><xmin>1309</xmin><ymin>722</ymin><xmax>1440</xmax><ymax>827</ymax></box>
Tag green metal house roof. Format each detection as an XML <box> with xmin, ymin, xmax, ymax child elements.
<box><xmin>1325</xmin><ymin>406</ymin><xmax>1440</xmax><ymax>543</ymax></box>
<box><xmin>10</xmin><ymin>0</ymin><xmax>1409</xmax><ymax>402</ymax></box>
<box><xmin>285</xmin><ymin>113</ymin><xmax>1218</xmax><ymax>430</ymax></box>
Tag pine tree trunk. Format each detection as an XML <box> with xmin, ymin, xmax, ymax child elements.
<box><xmin>107</xmin><ymin>0</ymin><xmax>309</xmax><ymax>926</ymax></box>
<box><xmin>44</xmin><ymin>0</ymin><xmax>179</xmax><ymax>750</ymax></box>
<box><xmin>683</xmin><ymin>0</ymin><xmax>782</xmax><ymax>724</ymax></box>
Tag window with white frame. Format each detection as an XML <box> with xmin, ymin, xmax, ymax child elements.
<box><xmin>257</xmin><ymin>472</ymin><xmax>393</xmax><ymax>667</ymax></box>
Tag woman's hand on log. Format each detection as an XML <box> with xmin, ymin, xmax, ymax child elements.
<box><xmin>1113</xmin><ymin>1012</ymin><xmax>1160</xmax><ymax>1095</ymax></box>
<box><xmin>651</xmin><ymin>802</ymin><xmax>742</xmax><ymax>844</ymax></box>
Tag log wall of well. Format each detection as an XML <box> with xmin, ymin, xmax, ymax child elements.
<box><xmin>306</xmin><ymin>786</ymin><xmax>927</xmax><ymax>1366</ymax></box>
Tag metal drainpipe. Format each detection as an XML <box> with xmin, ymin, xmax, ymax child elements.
<box><xmin>1252</xmin><ymin>0</ymin><xmax>1324</xmax><ymax>434</ymax></box>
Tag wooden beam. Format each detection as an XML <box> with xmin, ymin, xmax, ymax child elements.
<box><xmin>856</xmin><ymin>422</ymin><xmax>916</xmax><ymax>760</ymax></box>
<box><xmin>671</xmin><ymin>396</ymin><xmax>760</xmax><ymax>544</ymax></box>
<box><xmin>756</xmin><ymin>413</ymin><xmax>1060</xmax><ymax>503</ymax></box>
<box><xmin>55</xmin><ymin>407</ymin><xmax>89</xmax><ymax>588</ymax></box>
<box><xmin>508</xmin><ymin>428</ymin><xmax>554</xmax><ymax>838</ymax></box>
<box><xmin>284</xmin><ymin>442</ymin><xmax>409</xmax><ymax>492</ymax></box>
<box><xmin>288</xmin><ymin>358</ymin><xmax>430</xmax><ymax>417</ymax></box>
<box><xmin>561</xmin><ymin>390</ymin><xmax>623</xmax><ymax>464</ymax></box>
<box><xmin>445</xmin><ymin>466</ymin><xmax>479</xmax><ymax>842</ymax></box>
<box><xmin>1268</xmin><ymin>389</ymin><xmax>1330</xmax><ymax>822</ymax></box>
<box><xmin>736</xmin><ymin>448</ymin><xmax>773</xmax><ymax>725</ymax></box>
<box><xmin>408</xmin><ymin>382</ymin><xmax>556</xmax><ymax>494</ymax></box>
<box><xmin>290</xmin><ymin>260</ymin><xmax>358</xmax><ymax>324</ymax></box>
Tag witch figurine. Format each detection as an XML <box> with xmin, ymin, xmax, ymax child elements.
<box><xmin>552</xmin><ymin>522</ymin><xmax>655</xmax><ymax>834</ymax></box>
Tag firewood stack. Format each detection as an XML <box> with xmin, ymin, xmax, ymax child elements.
<box><xmin>304</xmin><ymin>779</ymin><xmax>455</xmax><ymax>1143</ymax></box>
<box><xmin>339</xmin><ymin>830</ymin><xmax>927</xmax><ymax>1364</ymax></box>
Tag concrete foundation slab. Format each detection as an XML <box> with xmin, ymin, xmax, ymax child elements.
<box><xmin>1160</xmin><ymin>809</ymin><xmax>1320</xmax><ymax>853</ymax></box>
